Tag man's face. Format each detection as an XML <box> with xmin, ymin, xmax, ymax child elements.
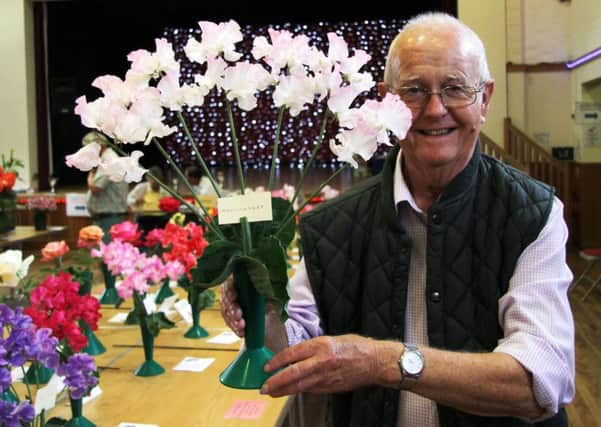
<box><xmin>393</xmin><ymin>29</ymin><xmax>494</xmax><ymax>173</ymax></box>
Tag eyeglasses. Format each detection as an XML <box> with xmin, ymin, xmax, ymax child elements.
<box><xmin>392</xmin><ymin>84</ymin><xmax>486</xmax><ymax>109</ymax></box>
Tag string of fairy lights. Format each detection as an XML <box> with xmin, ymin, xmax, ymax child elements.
<box><xmin>162</xmin><ymin>19</ymin><xmax>406</xmax><ymax>169</ymax></box>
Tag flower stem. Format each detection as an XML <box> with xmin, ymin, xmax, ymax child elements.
<box><xmin>225</xmin><ymin>99</ymin><xmax>246</xmax><ymax>194</ymax></box>
<box><xmin>240</xmin><ymin>217</ymin><xmax>253</xmax><ymax>255</ymax></box>
<box><xmin>268</xmin><ymin>106</ymin><xmax>286</xmax><ymax>192</ymax></box>
<box><xmin>150</xmin><ymin>139</ymin><xmax>226</xmax><ymax>240</ymax></box>
<box><xmin>103</xmin><ymin>138</ymin><xmax>225</xmax><ymax>240</ymax></box>
<box><xmin>289</xmin><ymin>109</ymin><xmax>331</xmax><ymax>208</ymax></box>
<box><xmin>275</xmin><ymin>163</ymin><xmax>350</xmax><ymax>238</ymax></box>
<box><xmin>176</xmin><ymin>111</ymin><xmax>222</xmax><ymax>197</ymax></box>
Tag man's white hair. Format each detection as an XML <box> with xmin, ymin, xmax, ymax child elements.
<box><xmin>384</xmin><ymin>12</ymin><xmax>491</xmax><ymax>88</ymax></box>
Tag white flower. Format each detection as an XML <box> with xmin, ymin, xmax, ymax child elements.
<box><xmin>221</xmin><ymin>62</ymin><xmax>273</xmax><ymax>111</ymax></box>
<box><xmin>184</xmin><ymin>20</ymin><xmax>243</xmax><ymax>63</ymax></box>
<box><xmin>0</xmin><ymin>250</ymin><xmax>34</xmax><ymax>288</ymax></box>
<box><xmin>273</xmin><ymin>71</ymin><xmax>316</xmax><ymax>117</ymax></box>
<box><xmin>330</xmin><ymin>117</ymin><xmax>380</xmax><ymax>168</ymax></box>
<box><xmin>65</xmin><ymin>142</ymin><xmax>102</xmax><ymax>171</ymax></box>
<box><xmin>98</xmin><ymin>151</ymin><xmax>146</xmax><ymax>183</ymax></box>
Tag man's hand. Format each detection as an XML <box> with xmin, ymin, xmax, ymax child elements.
<box><xmin>260</xmin><ymin>334</ymin><xmax>380</xmax><ymax>397</ymax></box>
<box><xmin>219</xmin><ymin>276</ymin><xmax>245</xmax><ymax>337</ymax></box>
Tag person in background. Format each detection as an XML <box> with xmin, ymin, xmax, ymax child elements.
<box><xmin>183</xmin><ymin>165</ymin><xmax>218</xmax><ymax>196</ymax></box>
<box><xmin>220</xmin><ymin>12</ymin><xmax>574</xmax><ymax>427</ymax></box>
<box><xmin>128</xmin><ymin>166</ymin><xmax>169</xmax><ymax>236</ymax></box>
<box><xmin>84</xmin><ymin>131</ymin><xmax>128</xmax><ymax>303</ymax></box>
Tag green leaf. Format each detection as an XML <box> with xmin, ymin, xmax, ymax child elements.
<box><xmin>233</xmin><ymin>255</ymin><xmax>272</xmax><ymax>299</ymax></box>
<box><xmin>125</xmin><ymin>310</ymin><xmax>139</xmax><ymax>325</ymax></box>
<box><xmin>190</xmin><ymin>239</ymin><xmax>241</xmax><ymax>288</ymax></box>
<box><xmin>252</xmin><ymin>236</ymin><xmax>290</xmax><ymax>321</ymax></box>
<box><xmin>250</xmin><ymin>197</ymin><xmax>295</xmax><ymax>249</ymax></box>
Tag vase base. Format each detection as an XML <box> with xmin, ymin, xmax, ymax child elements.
<box><xmin>134</xmin><ymin>360</ymin><xmax>165</xmax><ymax>377</ymax></box>
<box><xmin>64</xmin><ymin>416</ymin><xmax>96</xmax><ymax>427</ymax></box>
<box><xmin>83</xmin><ymin>332</ymin><xmax>106</xmax><ymax>355</ymax></box>
<box><xmin>219</xmin><ymin>346</ymin><xmax>274</xmax><ymax>389</ymax></box>
<box><xmin>98</xmin><ymin>287</ymin><xmax>121</xmax><ymax>305</ymax></box>
<box><xmin>184</xmin><ymin>324</ymin><xmax>209</xmax><ymax>339</ymax></box>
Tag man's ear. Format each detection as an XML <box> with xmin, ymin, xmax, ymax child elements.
<box><xmin>377</xmin><ymin>82</ymin><xmax>387</xmax><ymax>98</ymax></box>
<box><xmin>480</xmin><ymin>80</ymin><xmax>494</xmax><ymax>116</ymax></box>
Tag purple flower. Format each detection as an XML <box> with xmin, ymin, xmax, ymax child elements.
<box><xmin>0</xmin><ymin>400</ymin><xmax>35</xmax><ymax>427</ymax></box>
<box><xmin>57</xmin><ymin>353</ymin><xmax>98</xmax><ymax>399</ymax></box>
<box><xmin>0</xmin><ymin>368</ymin><xmax>11</xmax><ymax>392</ymax></box>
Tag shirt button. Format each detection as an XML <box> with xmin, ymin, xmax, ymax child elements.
<box><xmin>431</xmin><ymin>212</ymin><xmax>441</xmax><ymax>224</ymax></box>
<box><xmin>430</xmin><ymin>291</ymin><xmax>441</xmax><ymax>302</ymax></box>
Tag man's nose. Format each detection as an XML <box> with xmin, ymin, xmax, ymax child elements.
<box><xmin>422</xmin><ymin>92</ymin><xmax>448</xmax><ymax>116</ymax></box>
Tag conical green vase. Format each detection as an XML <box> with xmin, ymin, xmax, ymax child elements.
<box><xmin>219</xmin><ymin>263</ymin><xmax>273</xmax><ymax>389</ymax></box>
<box><xmin>64</xmin><ymin>397</ymin><xmax>96</xmax><ymax>427</ymax></box>
<box><xmin>154</xmin><ymin>278</ymin><xmax>174</xmax><ymax>304</ymax></box>
<box><xmin>184</xmin><ymin>291</ymin><xmax>209</xmax><ymax>339</ymax></box>
<box><xmin>134</xmin><ymin>316</ymin><xmax>165</xmax><ymax>377</ymax></box>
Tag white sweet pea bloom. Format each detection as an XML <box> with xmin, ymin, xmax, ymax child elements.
<box><xmin>252</xmin><ymin>29</ymin><xmax>313</xmax><ymax>74</ymax></box>
<box><xmin>74</xmin><ymin>96</ymin><xmax>125</xmax><ymax>138</ymax></box>
<box><xmin>127</xmin><ymin>38</ymin><xmax>179</xmax><ymax>82</ymax></box>
<box><xmin>0</xmin><ymin>250</ymin><xmax>34</xmax><ymax>288</ymax></box>
<box><xmin>92</xmin><ymin>75</ymin><xmax>136</xmax><ymax>108</ymax></box>
<box><xmin>329</xmin><ymin>117</ymin><xmax>380</xmax><ymax>168</ymax></box>
<box><xmin>352</xmin><ymin>94</ymin><xmax>413</xmax><ymax>145</ymax></box>
<box><xmin>185</xmin><ymin>20</ymin><xmax>243</xmax><ymax>64</ymax></box>
<box><xmin>113</xmin><ymin>111</ymin><xmax>148</xmax><ymax>144</ymax></box>
<box><xmin>273</xmin><ymin>72</ymin><xmax>316</xmax><ymax>117</ymax></box>
<box><xmin>222</xmin><ymin>62</ymin><xmax>273</xmax><ymax>111</ymax></box>
<box><xmin>99</xmin><ymin>151</ymin><xmax>146</xmax><ymax>183</ymax></box>
<box><xmin>158</xmin><ymin>70</ymin><xmax>210</xmax><ymax>111</ymax></box>
<box><xmin>327</xmin><ymin>84</ymin><xmax>366</xmax><ymax>117</ymax></box>
<box><xmin>65</xmin><ymin>142</ymin><xmax>102</xmax><ymax>171</ymax></box>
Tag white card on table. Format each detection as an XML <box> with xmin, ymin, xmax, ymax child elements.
<box><xmin>217</xmin><ymin>192</ymin><xmax>272</xmax><ymax>225</ymax></box>
<box><xmin>11</xmin><ymin>368</ymin><xmax>23</xmax><ymax>382</ymax></box>
<box><xmin>173</xmin><ymin>356</ymin><xmax>215</xmax><ymax>372</ymax></box>
<box><xmin>34</xmin><ymin>375</ymin><xmax>65</xmax><ymax>415</ymax></box>
<box><xmin>158</xmin><ymin>295</ymin><xmax>178</xmax><ymax>313</ymax></box>
<box><xmin>206</xmin><ymin>331</ymin><xmax>240</xmax><ymax>345</ymax></box>
<box><xmin>173</xmin><ymin>299</ymin><xmax>192</xmax><ymax>324</ymax></box>
<box><xmin>108</xmin><ymin>313</ymin><xmax>128</xmax><ymax>324</ymax></box>
<box><xmin>82</xmin><ymin>385</ymin><xmax>102</xmax><ymax>404</ymax></box>
<box><xmin>143</xmin><ymin>294</ymin><xmax>157</xmax><ymax>315</ymax></box>
<box><xmin>118</xmin><ymin>423</ymin><xmax>159</xmax><ymax>427</ymax></box>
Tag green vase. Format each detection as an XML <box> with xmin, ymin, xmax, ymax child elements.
<box><xmin>219</xmin><ymin>263</ymin><xmax>273</xmax><ymax>389</ymax></box>
<box><xmin>81</xmin><ymin>321</ymin><xmax>106</xmax><ymax>356</ymax></box>
<box><xmin>24</xmin><ymin>361</ymin><xmax>54</xmax><ymax>385</ymax></box>
<box><xmin>0</xmin><ymin>191</ymin><xmax>16</xmax><ymax>233</ymax></box>
<box><xmin>1</xmin><ymin>389</ymin><xmax>18</xmax><ymax>403</ymax></box>
<box><xmin>63</xmin><ymin>397</ymin><xmax>96</xmax><ymax>427</ymax></box>
<box><xmin>98</xmin><ymin>264</ymin><xmax>121</xmax><ymax>305</ymax></box>
<box><xmin>183</xmin><ymin>291</ymin><xmax>208</xmax><ymax>339</ymax></box>
<box><xmin>134</xmin><ymin>309</ymin><xmax>164</xmax><ymax>377</ymax></box>
<box><xmin>154</xmin><ymin>278</ymin><xmax>174</xmax><ymax>304</ymax></box>
<box><xmin>33</xmin><ymin>209</ymin><xmax>47</xmax><ymax>231</ymax></box>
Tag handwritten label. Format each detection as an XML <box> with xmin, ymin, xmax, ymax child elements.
<box><xmin>224</xmin><ymin>400</ymin><xmax>267</xmax><ymax>420</ymax></box>
<box><xmin>217</xmin><ymin>192</ymin><xmax>272</xmax><ymax>225</ymax></box>
<box><xmin>82</xmin><ymin>385</ymin><xmax>102</xmax><ymax>404</ymax></box>
<box><xmin>174</xmin><ymin>299</ymin><xmax>192</xmax><ymax>324</ymax></box>
<box><xmin>173</xmin><ymin>356</ymin><xmax>215</xmax><ymax>372</ymax></box>
<box><xmin>118</xmin><ymin>423</ymin><xmax>158</xmax><ymax>427</ymax></box>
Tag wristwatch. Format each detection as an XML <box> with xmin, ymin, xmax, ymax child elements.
<box><xmin>398</xmin><ymin>344</ymin><xmax>424</xmax><ymax>390</ymax></box>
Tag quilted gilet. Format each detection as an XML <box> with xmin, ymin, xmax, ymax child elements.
<box><xmin>298</xmin><ymin>142</ymin><xmax>567</xmax><ymax>427</ymax></box>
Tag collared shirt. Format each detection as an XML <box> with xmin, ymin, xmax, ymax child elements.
<box><xmin>86</xmin><ymin>148</ymin><xmax>128</xmax><ymax>216</ymax></box>
<box><xmin>284</xmin><ymin>149</ymin><xmax>575</xmax><ymax>423</ymax></box>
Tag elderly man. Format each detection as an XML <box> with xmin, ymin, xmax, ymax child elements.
<box><xmin>222</xmin><ymin>12</ymin><xmax>574</xmax><ymax>427</ymax></box>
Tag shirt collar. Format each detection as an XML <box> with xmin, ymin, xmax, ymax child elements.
<box><xmin>393</xmin><ymin>149</ymin><xmax>424</xmax><ymax>214</ymax></box>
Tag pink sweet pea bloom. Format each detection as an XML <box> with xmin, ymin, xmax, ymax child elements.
<box><xmin>184</xmin><ymin>20</ymin><xmax>243</xmax><ymax>64</ymax></box>
<box><xmin>222</xmin><ymin>62</ymin><xmax>273</xmax><ymax>111</ymax></box>
<box><xmin>41</xmin><ymin>241</ymin><xmax>70</xmax><ymax>262</ymax></box>
<box><xmin>98</xmin><ymin>151</ymin><xmax>146</xmax><ymax>183</ymax></box>
<box><xmin>109</xmin><ymin>221</ymin><xmax>142</xmax><ymax>244</ymax></box>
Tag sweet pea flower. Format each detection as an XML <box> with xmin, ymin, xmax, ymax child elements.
<box><xmin>98</xmin><ymin>151</ymin><xmax>146</xmax><ymax>183</ymax></box>
<box><xmin>77</xmin><ymin>225</ymin><xmax>104</xmax><ymax>248</ymax></box>
<box><xmin>41</xmin><ymin>241</ymin><xmax>69</xmax><ymax>262</ymax></box>
<box><xmin>109</xmin><ymin>221</ymin><xmax>142</xmax><ymax>244</ymax></box>
<box><xmin>0</xmin><ymin>250</ymin><xmax>34</xmax><ymax>288</ymax></box>
<box><xmin>65</xmin><ymin>142</ymin><xmax>102</xmax><ymax>171</ymax></box>
<box><xmin>184</xmin><ymin>20</ymin><xmax>243</xmax><ymax>63</ymax></box>
<box><xmin>221</xmin><ymin>62</ymin><xmax>273</xmax><ymax>111</ymax></box>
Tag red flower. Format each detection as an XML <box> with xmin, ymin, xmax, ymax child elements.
<box><xmin>0</xmin><ymin>169</ymin><xmax>16</xmax><ymax>192</ymax></box>
<box><xmin>159</xmin><ymin>196</ymin><xmax>181</xmax><ymax>212</ymax></box>
<box><xmin>25</xmin><ymin>272</ymin><xmax>102</xmax><ymax>353</ymax></box>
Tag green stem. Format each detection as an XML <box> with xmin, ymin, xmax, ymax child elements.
<box><xmin>275</xmin><ymin>164</ymin><xmax>350</xmax><ymax>238</ymax></box>
<box><xmin>20</xmin><ymin>366</ymin><xmax>31</xmax><ymax>401</ymax></box>
<box><xmin>103</xmin><ymin>138</ymin><xmax>225</xmax><ymax>240</ymax></box>
<box><xmin>225</xmin><ymin>99</ymin><xmax>246</xmax><ymax>194</ymax></box>
<box><xmin>289</xmin><ymin>109</ymin><xmax>331</xmax><ymax>208</ymax></box>
<box><xmin>240</xmin><ymin>217</ymin><xmax>252</xmax><ymax>255</ymax></box>
<box><xmin>176</xmin><ymin>111</ymin><xmax>222</xmax><ymax>197</ymax></box>
<box><xmin>268</xmin><ymin>107</ymin><xmax>286</xmax><ymax>192</ymax></box>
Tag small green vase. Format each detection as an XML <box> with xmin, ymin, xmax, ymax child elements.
<box><xmin>81</xmin><ymin>321</ymin><xmax>106</xmax><ymax>356</ymax></box>
<box><xmin>24</xmin><ymin>361</ymin><xmax>54</xmax><ymax>385</ymax></box>
<box><xmin>219</xmin><ymin>263</ymin><xmax>273</xmax><ymax>389</ymax></box>
<box><xmin>98</xmin><ymin>264</ymin><xmax>121</xmax><ymax>305</ymax></box>
<box><xmin>184</xmin><ymin>293</ymin><xmax>208</xmax><ymax>339</ymax></box>
<box><xmin>63</xmin><ymin>397</ymin><xmax>96</xmax><ymax>427</ymax></box>
<box><xmin>154</xmin><ymin>278</ymin><xmax>174</xmax><ymax>304</ymax></box>
<box><xmin>33</xmin><ymin>209</ymin><xmax>48</xmax><ymax>231</ymax></box>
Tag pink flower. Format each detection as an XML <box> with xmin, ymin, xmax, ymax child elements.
<box><xmin>109</xmin><ymin>221</ymin><xmax>142</xmax><ymax>244</ymax></box>
<box><xmin>41</xmin><ymin>241</ymin><xmax>70</xmax><ymax>262</ymax></box>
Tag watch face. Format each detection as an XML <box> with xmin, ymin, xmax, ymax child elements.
<box><xmin>403</xmin><ymin>352</ymin><xmax>423</xmax><ymax>375</ymax></box>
